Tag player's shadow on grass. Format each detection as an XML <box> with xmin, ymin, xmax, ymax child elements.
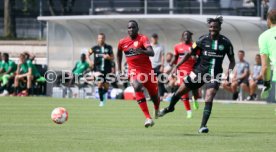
<box><xmin>212</xmin><ymin>116</ymin><xmax>271</xmax><ymax>120</ymax></box>
<box><xmin>181</xmin><ymin>133</ymin><xmax>239</xmax><ymax>137</ymax></box>
<box><xmin>230</xmin><ymin>131</ymin><xmax>276</xmax><ymax>135</ymax></box>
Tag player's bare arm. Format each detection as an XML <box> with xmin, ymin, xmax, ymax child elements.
<box><xmin>260</xmin><ymin>54</ymin><xmax>271</xmax><ymax>81</ymax></box>
<box><xmin>103</xmin><ymin>54</ymin><xmax>114</xmax><ymax>60</ymax></box>
<box><xmin>86</xmin><ymin>48</ymin><xmax>94</xmax><ymax>67</ymax></box>
<box><xmin>117</xmin><ymin>48</ymin><xmax>123</xmax><ymax>73</ymax></box>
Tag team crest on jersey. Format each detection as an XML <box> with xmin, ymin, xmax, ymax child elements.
<box><xmin>219</xmin><ymin>45</ymin><xmax>224</xmax><ymax>51</ymax></box>
<box><xmin>134</xmin><ymin>41</ymin><xmax>139</xmax><ymax>47</ymax></box>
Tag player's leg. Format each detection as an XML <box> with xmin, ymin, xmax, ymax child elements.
<box><xmin>132</xmin><ymin>79</ymin><xmax>154</xmax><ymax>127</ymax></box>
<box><xmin>159</xmin><ymin>81</ymin><xmax>191</xmax><ymax>117</ymax></box>
<box><xmin>231</xmin><ymin>80</ymin><xmax>239</xmax><ymax>100</ymax></box>
<box><xmin>144</xmin><ymin>78</ymin><xmax>160</xmax><ymax>119</ymax></box>
<box><xmin>181</xmin><ymin>93</ymin><xmax>192</xmax><ymax>118</ymax></box>
<box><xmin>240</xmin><ymin>81</ymin><xmax>250</xmax><ymax>94</ymax></box>
<box><xmin>247</xmin><ymin>79</ymin><xmax>257</xmax><ymax>100</ymax></box>
<box><xmin>97</xmin><ymin>81</ymin><xmax>105</xmax><ymax>107</ymax></box>
<box><xmin>103</xmin><ymin>82</ymin><xmax>109</xmax><ymax>102</ymax></box>
<box><xmin>198</xmin><ymin>81</ymin><xmax>219</xmax><ymax>133</ymax></box>
<box><xmin>177</xmin><ymin>72</ymin><xmax>192</xmax><ymax>116</ymax></box>
<box><xmin>222</xmin><ymin>81</ymin><xmax>233</xmax><ymax>93</ymax></box>
<box><xmin>13</xmin><ymin>75</ymin><xmax>24</xmax><ymax>95</ymax></box>
<box><xmin>192</xmin><ymin>89</ymin><xmax>200</xmax><ymax>110</ymax></box>
<box><xmin>26</xmin><ymin>74</ymin><xmax>33</xmax><ymax>95</ymax></box>
<box><xmin>0</xmin><ymin>74</ymin><xmax>9</xmax><ymax>91</ymax></box>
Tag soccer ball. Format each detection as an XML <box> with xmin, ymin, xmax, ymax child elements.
<box><xmin>51</xmin><ymin>107</ymin><xmax>68</xmax><ymax>124</ymax></box>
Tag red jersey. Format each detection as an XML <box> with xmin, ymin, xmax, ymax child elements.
<box><xmin>118</xmin><ymin>34</ymin><xmax>152</xmax><ymax>74</ymax></box>
<box><xmin>174</xmin><ymin>42</ymin><xmax>196</xmax><ymax>71</ymax></box>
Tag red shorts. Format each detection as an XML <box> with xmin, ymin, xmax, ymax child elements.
<box><xmin>129</xmin><ymin>72</ymin><xmax>158</xmax><ymax>96</ymax></box>
<box><xmin>177</xmin><ymin>68</ymin><xmax>193</xmax><ymax>85</ymax></box>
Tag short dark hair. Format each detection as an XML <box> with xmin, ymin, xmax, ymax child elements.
<box><xmin>23</xmin><ymin>51</ymin><xmax>30</xmax><ymax>59</ymax></box>
<box><xmin>182</xmin><ymin>30</ymin><xmax>193</xmax><ymax>37</ymax></box>
<box><xmin>166</xmin><ymin>52</ymin><xmax>173</xmax><ymax>57</ymax></box>
<box><xmin>152</xmin><ymin>33</ymin><xmax>158</xmax><ymax>38</ymax></box>
<box><xmin>3</xmin><ymin>53</ymin><xmax>9</xmax><ymax>58</ymax></box>
<box><xmin>207</xmin><ymin>16</ymin><xmax>223</xmax><ymax>26</ymax></box>
<box><xmin>128</xmin><ymin>20</ymin><xmax>139</xmax><ymax>28</ymax></box>
<box><xmin>98</xmin><ymin>33</ymin><xmax>105</xmax><ymax>38</ymax></box>
<box><xmin>268</xmin><ymin>10</ymin><xmax>276</xmax><ymax>24</ymax></box>
<box><xmin>256</xmin><ymin>54</ymin><xmax>260</xmax><ymax>57</ymax></box>
<box><xmin>238</xmin><ymin>50</ymin><xmax>245</xmax><ymax>54</ymax></box>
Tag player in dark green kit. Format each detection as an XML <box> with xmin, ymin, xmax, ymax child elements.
<box><xmin>158</xmin><ymin>16</ymin><xmax>236</xmax><ymax>133</ymax></box>
<box><xmin>87</xmin><ymin>33</ymin><xmax>114</xmax><ymax>107</ymax></box>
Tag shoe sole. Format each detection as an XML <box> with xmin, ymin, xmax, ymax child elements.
<box><xmin>199</xmin><ymin>129</ymin><xmax>209</xmax><ymax>133</ymax></box>
<box><xmin>144</xmin><ymin>122</ymin><xmax>154</xmax><ymax>128</ymax></box>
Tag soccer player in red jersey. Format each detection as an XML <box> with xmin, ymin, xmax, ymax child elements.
<box><xmin>117</xmin><ymin>20</ymin><xmax>160</xmax><ymax>128</ymax></box>
<box><xmin>170</xmin><ymin>31</ymin><xmax>200</xmax><ymax>119</ymax></box>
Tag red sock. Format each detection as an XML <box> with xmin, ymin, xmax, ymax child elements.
<box><xmin>182</xmin><ymin>93</ymin><xmax>191</xmax><ymax>111</ymax></box>
<box><xmin>136</xmin><ymin>92</ymin><xmax>151</xmax><ymax>119</ymax></box>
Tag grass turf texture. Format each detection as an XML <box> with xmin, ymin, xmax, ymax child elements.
<box><xmin>0</xmin><ymin>97</ymin><xmax>276</xmax><ymax>152</ymax></box>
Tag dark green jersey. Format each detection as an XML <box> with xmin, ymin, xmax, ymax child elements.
<box><xmin>89</xmin><ymin>44</ymin><xmax>113</xmax><ymax>73</ymax></box>
<box><xmin>1</xmin><ymin>60</ymin><xmax>17</xmax><ymax>73</ymax></box>
<box><xmin>191</xmin><ymin>34</ymin><xmax>234</xmax><ymax>76</ymax></box>
<box><xmin>73</xmin><ymin>61</ymin><xmax>89</xmax><ymax>75</ymax></box>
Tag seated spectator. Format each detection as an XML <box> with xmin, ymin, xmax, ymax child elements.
<box><xmin>223</xmin><ymin>50</ymin><xmax>250</xmax><ymax>100</ymax></box>
<box><xmin>68</xmin><ymin>53</ymin><xmax>90</xmax><ymax>86</ymax></box>
<box><xmin>162</xmin><ymin>52</ymin><xmax>178</xmax><ymax>100</ymax></box>
<box><xmin>23</xmin><ymin>52</ymin><xmax>45</xmax><ymax>82</ymax></box>
<box><xmin>164</xmin><ymin>52</ymin><xmax>174</xmax><ymax>74</ymax></box>
<box><xmin>0</xmin><ymin>53</ymin><xmax>17</xmax><ymax>96</ymax></box>
<box><xmin>246</xmin><ymin>54</ymin><xmax>263</xmax><ymax>100</ymax></box>
<box><xmin>13</xmin><ymin>53</ymin><xmax>41</xmax><ymax>96</ymax></box>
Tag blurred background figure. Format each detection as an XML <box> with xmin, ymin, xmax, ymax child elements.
<box><xmin>223</xmin><ymin>50</ymin><xmax>250</xmax><ymax>100</ymax></box>
<box><xmin>149</xmin><ymin>33</ymin><xmax>166</xmax><ymax>100</ymax></box>
<box><xmin>245</xmin><ymin>54</ymin><xmax>263</xmax><ymax>100</ymax></box>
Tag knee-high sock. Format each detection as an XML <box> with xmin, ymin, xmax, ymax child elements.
<box><xmin>98</xmin><ymin>88</ymin><xmax>104</xmax><ymax>102</ymax></box>
<box><xmin>182</xmin><ymin>93</ymin><xmax>191</xmax><ymax>111</ymax></box>
<box><xmin>200</xmin><ymin>102</ymin><xmax>213</xmax><ymax>127</ymax></box>
<box><xmin>167</xmin><ymin>93</ymin><xmax>181</xmax><ymax>112</ymax></box>
<box><xmin>136</xmin><ymin>92</ymin><xmax>151</xmax><ymax>119</ymax></box>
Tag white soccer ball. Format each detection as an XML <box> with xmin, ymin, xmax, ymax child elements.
<box><xmin>51</xmin><ymin>107</ymin><xmax>68</xmax><ymax>124</ymax></box>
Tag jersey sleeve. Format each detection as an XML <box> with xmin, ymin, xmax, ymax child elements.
<box><xmin>107</xmin><ymin>45</ymin><xmax>114</xmax><ymax>55</ymax></box>
<box><xmin>191</xmin><ymin>41</ymin><xmax>201</xmax><ymax>55</ymax></box>
<box><xmin>191</xmin><ymin>35</ymin><xmax>205</xmax><ymax>55</ymax></box>
<box><xmin>174</xmin><ymin>45</ymin><xmax>178</xmax><ymax>56</ymax></box>
<box><xmin>27</xmin><ymin>60</ymin><xmax>33</xmax><ymax>69</ymax></box>
<box><xmin>142</xmin><ymin>36</ymin><xmax>151</xmax><ymax>48</ymax></box>
<box><xmin>258</xmin><ymin>33</ymin><xmax>269</xmax><ymax>55</ymax></box>
<box><xmin>245</xmin><ymin>62</ymin><xmax>250</xmax><ymax>70</ymax></box>
<box><xmin>117</xmin><ymin>40</ymin><xmax>123</xmax><ymax>51</ymax></box>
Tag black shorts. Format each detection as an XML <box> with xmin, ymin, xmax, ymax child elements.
<box><xmin>94</xmin><ymin>71</ymin><xmax>111</xmax><ymax>83</ymax></box>
<box><xmin>238</xmin><ymin>78</ymin><xmax>249</xmax><ymax>86</ymax></box>
<box><xmin>183</xmin><ymin>72</ymin><xmax>221</xmax><ymax>90</ymax></box>
<box><xmin>257</xmin><ymin>80</ymin><xmax>263</xmax><ymax>85</ymax></box>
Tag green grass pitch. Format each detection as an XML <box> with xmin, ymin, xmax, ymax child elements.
<box><xmin>0</xmin><ymin>97</ymin><xmax>276</xmax><ymax>152</ymax></box>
